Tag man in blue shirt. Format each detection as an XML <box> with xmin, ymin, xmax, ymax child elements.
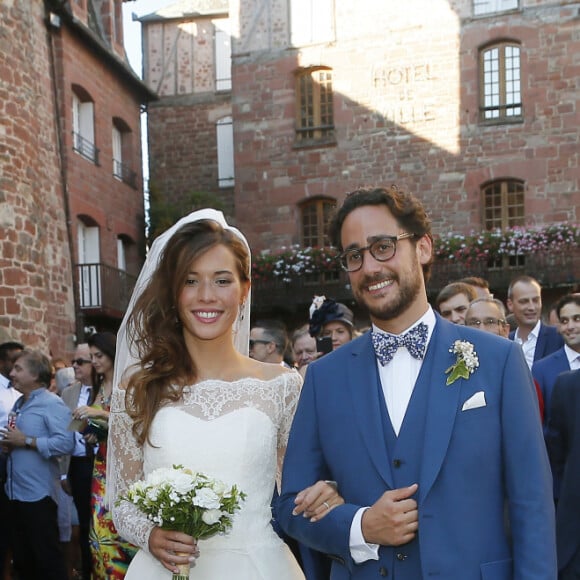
<box><xmin>0</xmin><ymin>349</ymin><xmax>74</xmax><ymax>580</ymax></box>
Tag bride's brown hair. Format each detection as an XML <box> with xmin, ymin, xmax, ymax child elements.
<box><xmin>125</xmin><ymin>219</ymin><xmax>250</xmax><ymax>445</ymax></box>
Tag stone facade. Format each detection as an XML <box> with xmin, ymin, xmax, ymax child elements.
<box><xmin>0</xmin><ymin>0</ymin><xmax>74</xmax><ymax>353</ymax></box>
<box><xmin>143</xmin><ymin>0</ymin><xmax>580</xmax><ymax>248</ymax></box>
<box><xmin>0</xmin><ymin>0</ymin><xmax>152</xmax><ymax>358</ymax></box>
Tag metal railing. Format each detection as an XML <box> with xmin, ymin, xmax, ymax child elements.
<box><xmin>113</xmin><ymin>159</ymin><xmax>137</xmax><ymax>189</ymax></box>
<box><xmin>251</xmin><ymin>249</ymin><xmax>580</xmax><ymax>311</ymax></box>
<box><xmin>72</xmin><ymin>132</ymin><xmax>100</xmax><ymax>165</ymax></box>
<box><xmin>75</xmin><ymin>263</ymin><xmax>137</xmax><ymax>317</ymax></box>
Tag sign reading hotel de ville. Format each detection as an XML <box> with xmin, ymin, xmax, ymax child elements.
<box><xmin>372</xmin><ymin>62</ymin><xmax>437</xmax><ymax>126</ymax></box>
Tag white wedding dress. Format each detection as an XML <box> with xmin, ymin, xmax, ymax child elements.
<box><xmin>109</xmin><ymin>372</ymin><xmax>305</xmax><ymax>580</ymax></box>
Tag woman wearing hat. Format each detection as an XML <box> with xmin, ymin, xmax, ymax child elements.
<box><xmin>309</xmin><ymin>298</ymin><xmax>355</xmax><ymax>351</ymax></box>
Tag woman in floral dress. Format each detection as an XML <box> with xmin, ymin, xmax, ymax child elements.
<box><xmin>76</xmin><ymin>332</ymin><xmax>137</xmax><ymax>578</ymax></box>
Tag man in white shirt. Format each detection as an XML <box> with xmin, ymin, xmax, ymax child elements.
<box><xmin>61</xmin><ymin>343</ymin><xmax>95</xmax><ymax>580</ymax></box>
<box><xmin>533</xmin><ymin>293</ymin><xmax>580</xmax><ymax>429</ymax></box>
<box><xmin>0</xmin><ymin>340</ymin><xmax>23</xmax><ymax>580</ymax></box>
<box><xmin>0</xmin><ymin>341</ymin><xmax>24</xmax><ymax>428</ymax></box>
<box><xmin>507</xmin><ymin>275</ymin><xmax>563</xmax><ymax>369</ymax></box>
<box><xmin>279</xmin><ymin>186</ymin><xmax>556</xmax><ymax>580</ymax></box>
<box><xmin>249</xmin><ymin>320</ymin><xmax>291</xmax><ymax>367</ymax></box>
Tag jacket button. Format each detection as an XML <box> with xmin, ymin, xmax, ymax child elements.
<box><xmin>396</xmin><ymin>552</ymin><xmax>407</xmax><ymax>561</ymax></box>
<box><xmin>379</xmin><ymin>566</ymin><xmax>388</xmax><ymax>576</ymax></box>
<box><xmin>393</xmin><ymin>459</ymin><xmax>401</xmax><ymax>468</ymax></box>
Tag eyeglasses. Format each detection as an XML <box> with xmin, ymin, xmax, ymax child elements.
<box><xmin>249</xmin><ymin>339</ymin><xmax>272</xmax><ymax>349</ymax></box>
<box><xmin>338</xmin><ymin>233</ymin><xmax>416</xmax><ymax>272</ymax></box>
<box><xmin>465</xmin><ymin>317</ymin><xmax>505</xmax><ymax>328</ymax></box>
<box><xmin>71</xmin><ymin>358</ymin><xmax>92</xmax><ymax>366</ymax></box>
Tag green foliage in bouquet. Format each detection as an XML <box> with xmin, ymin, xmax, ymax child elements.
<box><xmin>118</xmin><ymin>465</ymin><xmax>246</xmax><ymax>540</ymax></box>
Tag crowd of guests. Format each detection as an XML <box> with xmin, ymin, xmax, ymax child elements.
<box><xmin>0</xmin><ymin>196</ymin><xmax>578</xmax><ymax>579</ymax></box>
<box><xmin>0</xmin><ymin>333</ymin><xmax>136</xmax><ymax>580</ymax></box>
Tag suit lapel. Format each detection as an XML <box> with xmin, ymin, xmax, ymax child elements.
<box><xmin>534</xmin><ymin>323</ymin><xmax>547</xmax><ymax>361</ymax></box>
<box><xmin>419</xmin><ymin>317</ymin><xmax>463</xmax><ymax>503</ymax></box>
<box><xmin>348</xmin><ymin>334</ymin><xmax>394</xmax><ymax>488</ymax></box>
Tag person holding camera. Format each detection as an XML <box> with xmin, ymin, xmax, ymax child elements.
<box><xmin>309</xmin><ymin>297</ymin><xmax>356</xmax><ymax>352</ymax></box>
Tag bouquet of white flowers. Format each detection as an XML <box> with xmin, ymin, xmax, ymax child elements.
<box><xmin>118</xmin><ymin>464</ymin><xmax>245</xmax><ymax>579</ymax></box>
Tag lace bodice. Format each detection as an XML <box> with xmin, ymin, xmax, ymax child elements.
<box><xmin>109</xmin><ymin>372</ymin><xmax>302</xmax><ymax>551</ymax></box>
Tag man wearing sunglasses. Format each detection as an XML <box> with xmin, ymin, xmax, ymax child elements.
<box><xmin>279</xmin><ymin>186</ymin><xmax>555</xmax><ymax>580</ymax></box>
<box><xmin>249</xmin><ymin>320</ymin><xmax>291</xmax><ymax>367</ymax></box>
<box><xmin>61</xmin><ymin>343</ymin><xmax>95</xmax><ymax>580</ymax></box>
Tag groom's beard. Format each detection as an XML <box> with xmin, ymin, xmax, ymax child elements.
<box><xmin>352</xmin><ymin>262</ymin><xmax>423</xmax><ymax>322</ymax></box>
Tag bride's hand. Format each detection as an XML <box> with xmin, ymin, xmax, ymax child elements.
<box><xmin>292</xmin><ymin>480</ymin><xmax>344</xmax><ymax>522</ymax></box>
<box><xmin>148</xmin><ymin>527</ymin><xmax>199</xmax><ymax>573</ymax></box>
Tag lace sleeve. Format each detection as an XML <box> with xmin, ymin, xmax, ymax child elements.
<box><xmin>276</xmin><ymin>371</ymin><xmax>302</xmax><ymax>491</ymax></box>
<box><xmin>107</xmin><ymin>388</ymin><xmax>155</xmax><ymax>552</ymax></box>
<box><xmin>278</xmin><ymin>371</ymin><xmax>303</xmax><ymax>449</ymax></box>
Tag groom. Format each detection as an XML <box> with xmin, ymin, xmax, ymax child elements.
<box><xmin>278</xmin><ymin>186</ymin><xmax>556</xmax><ymax>579</ymax></box>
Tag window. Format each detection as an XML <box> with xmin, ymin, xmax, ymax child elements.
<box><xmin>216</xmin><ymin>116</ymin><xmax>234</xmax><ymax>188</ymax></box>
<box><xmin>72</xmin><ymin>86</ymin><xmax>99</xmax><ymax>164</ymax></box>
<box><xmin>295</xmin><ymin>67</ymin><xmax>334</xmax><ymax>143</ymax></box>
<box><xmin>214</xmin><ymin>19</ymin><xmax>232</xmax><ymax>91</ymax></box>
<box><xmin>480</xmin><ymin>42</ymin><xmax>522</xmax><ymax>122</ymax></box>
<box><xmin>300</xmin><ymin>198</ymin><xmax>338</xmax><ymax>282</ymax></box>
<box><xmin>473</xmin><ymin>0</ymin><xmax>518</xmax><ymax>16</ymax></box>
<box><xmin>301</xmin><ymin>198</ymin><xmax>335</xmax><ymax>247</ymax></box>
<box><xmin>117</xmin><ymin>236</ymin><xmax>127</xmax><ymax>271</ymax></box>
<box><xmin>290</xmin><ymin>0</ymin><xmax>335</xmax><ymax>46</ymax></box>
<box><xmin>482</xmin><ymin>179</ymin><xmax>525</xmax><ymax>267</ymax></box>
<box><xmin>112</xmin><ymin>118</ymin><xmax>136</xmax><ymax>187</ymax></box>
<box><xmin>77</xmin><ymin>219</ymin><xmax>101</xmax><ymax>307</ymax></box>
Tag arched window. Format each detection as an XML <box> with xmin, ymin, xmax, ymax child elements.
<box><xmin>112</xmin><ymin>117</ymin><xmax>136</xmax><ymax>188</ymax></box>
<box><xmin>72</xmin><ymin>85</ymin><xmax>98</xmax><ymax>164</ymax></box>
<box><xmin>482</xmin><ymin>179</ymin><xmax>525</xmax><ymax>267</ymax></box>
<box><xmin>300</xmin><ymin>198</ymin><xmax>336</xmax><ymax>247</ymax></box>
<box><xmin>295</xmin><ymin>67</ymin><xmax>335</xmax><ymax>144</ymax></box>
<box><xmin>482</xmin><ymin>179</ymin><xmax>524</xmax><ymax>230</ymax></box>
<box><xmin>479</xmin><ymin>42</ymin><xmax>522</xmax><ymax>122</ymax></box>
<box><xmin>77</xmin><ymin>217</ymin><xmax>101</xmax><ymax>307</ymax></box>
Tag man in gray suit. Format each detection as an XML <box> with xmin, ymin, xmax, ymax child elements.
<box><xmin>61</xmin><ymin>343</ymin><xmax>95</xmax><ymax>580</ymax></box>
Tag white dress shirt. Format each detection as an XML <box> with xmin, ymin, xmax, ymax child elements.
<box><xmin>0</xmin><ymin>372</ymin><xmax>22</xmax><ymax>428</ymax></box>
<box><xmin>349</xmin><ymin>308</ymin><xmax>436</xmax><ymax>563</ymax></box>
<box><xmin>514</xmin><ymin>320</ymin><xmax>541</xmax><ymax>370</ymax></box>
<box><xmin>72</xmin><ymin>385</ymin><xmax>92</xmax><ymax>457</ymax></box>
<box><xmin>564</xmin><ymin>345</ymin><xmax>580</xmax><ymax>371</ymax></box>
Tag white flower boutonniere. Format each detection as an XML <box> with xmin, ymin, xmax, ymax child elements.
<box><xmin>445</xmin><ymin>340</ymin><xmax>479</xmax><ymax>386</ymax></box>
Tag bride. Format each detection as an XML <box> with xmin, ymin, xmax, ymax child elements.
<box><xmin>107</xmin><ymin>210</ymin><xmax>341</xmax><ymax>579</ymax></box>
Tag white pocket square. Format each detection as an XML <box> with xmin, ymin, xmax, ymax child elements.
<box><xmin>462</xmin><ymin>391</ymin><xmax>486</xmax><ymax>411</ymax></box>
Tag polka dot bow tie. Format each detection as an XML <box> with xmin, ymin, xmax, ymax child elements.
<box><xmin>371</xmin><ymin>323</ymin><xmax>428</xmax><ymax>366</ymax></box>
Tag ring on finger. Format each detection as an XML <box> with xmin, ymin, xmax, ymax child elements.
<box><xmin>323</xmin><ymin>501</ymin><xmax>330</xmax><ymax>510</ymax></box>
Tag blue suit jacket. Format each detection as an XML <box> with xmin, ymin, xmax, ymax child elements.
<box><xmin>509</xmin><ymin>322</ymin><xmax>564</xmax><ymax>363</ymax></box>
<box><xmin>532</xmin><ymin>347</ymin><xmax>570</xmax><ymax>432</ymax></box>
<box><xmin>547</xmin><ymin>369</ymin><xmax>580</xmax><ymax>572</ymax></box>
<box><xmin>280</xmin><ymin>316</ymin><xmax>556</xmax><ymax>580</ymax></box>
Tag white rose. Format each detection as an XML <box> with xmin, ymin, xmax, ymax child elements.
<box><xmin>211</xmin><ymin>480</ymin><xmax>227</xmax><ymax>496</ymax></box>
<box><xmin>201</xmin><ymin>509</ymin><xmax>222</xmax><ymax>525</ymax></box>
<box><xmin>193</xmin><ymin>487</ymin><xmax>221</xmax><ymax>509</ymax></box>
<box><xmin>171</xmin><ymin>472</ymin><xmax>196</xmax><ymax>495</ymax></box>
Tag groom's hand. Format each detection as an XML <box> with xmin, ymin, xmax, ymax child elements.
<box><xmin>361</xmin><ymin>483</ymin><xmax>419</xmax><ymax>546</ymax></box>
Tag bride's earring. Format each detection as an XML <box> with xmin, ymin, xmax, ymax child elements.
<box><xmin>238</xmin><ymin>301</ymin><xmax>246</xmax><ymax>322</ymax></box>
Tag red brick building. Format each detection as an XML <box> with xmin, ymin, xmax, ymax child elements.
<box><xmin>142</xmin><ymin>0</ymin><xmax>579</xmax><ymax>318</ymax></box>
<box><xmin>0</xmin><ymin>0</ymin><xmax>154</xmax><ymax>357</ymax></box>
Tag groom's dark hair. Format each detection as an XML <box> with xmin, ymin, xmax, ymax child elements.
<box><xmin>329</xmin><ymin>185</ymin><xmax>433</xmax><ymax>279</ymax></box>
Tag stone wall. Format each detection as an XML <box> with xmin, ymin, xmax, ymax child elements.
<box><xmin>0</xmin><ymin>0</ymin><xmax>76</xmax><ymax>355</ymax></box>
